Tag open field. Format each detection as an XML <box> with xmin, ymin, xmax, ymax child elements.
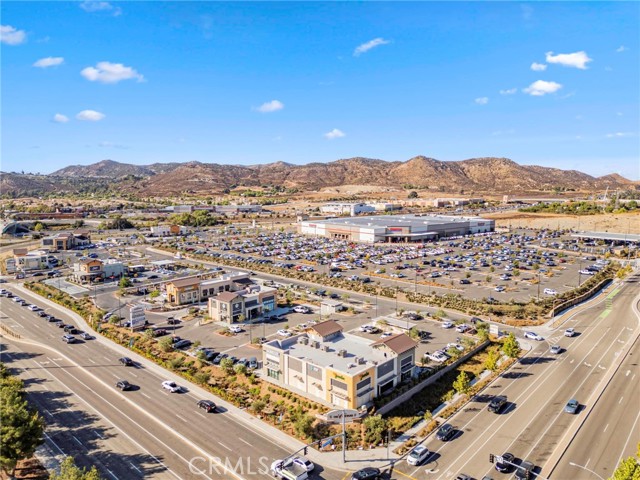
<box><xmin>485</xmin><ymin>210</ymin><xmax>640</xmax><ymax>234</ymax></box>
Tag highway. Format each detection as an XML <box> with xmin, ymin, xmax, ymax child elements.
<box><xmin>387</xmin><ymin>273</ymin><xmax>639</xmax><ymax>480</ymax></box>
<box><xmin>1</xmin><ymin>290</ymin><xmax>345</xmax><ymax>480</ymax></box>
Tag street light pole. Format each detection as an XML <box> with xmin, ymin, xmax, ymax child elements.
<box><xmin>568</xmin><ymin>462</ymin><xmax>605</xmax><ymax>480</ymax></box>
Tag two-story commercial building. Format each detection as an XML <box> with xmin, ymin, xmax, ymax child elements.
<box><xmin>262</xmin><ymin>320</ymin><xmax>417</xmax><ymax>409</ymax></box>
<box><xmin>72</xmin><ymin>259</ymin><xmax>104</xmax><ymax>284</ymax></box>
<box><xmin>208</xmin><ymin>284</ymin><xmax>277</xmax><ymax>323</ymax></box>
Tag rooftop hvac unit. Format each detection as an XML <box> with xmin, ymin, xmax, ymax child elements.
<box><xmin>312</xmin><ymin>341</ymin><xmax>320</xmax><ymax>348</ymax></box>
<box><xmin>298</xmin><ymin>337</ymin><xmax>309</xmax><ymax>345</ymax></box>
<box><xmin>322</xmin><ymin>345</ymin><xmax>330</xmax><ymax>352</ymax></box>
<box><xmin>338</xmin><ymin>349</ymin><xmax>347</xmax><ymax>357</ymax></box>
<box><xmin>358</xmin><ymin>357</ymin><xmax>366</xmax><ymax>365</ymax></box>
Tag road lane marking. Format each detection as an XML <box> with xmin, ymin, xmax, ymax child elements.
<box><xmin>598</xmin><ymin>365</ymin><xmax>606</xmax><ymax>370</ymax></box>
<box><xmin>603</xmin><ymin>423</ymin><xmax>609</xmax><ymax>433</ymax></box>
<box><xmin>394</xmin><ymin>469</ymin><xmax>419</xmax><ymax>480</ymax></box>
<box><xmin>129</xmin><ymin>463</ymin><xmax>142</xmax><ymax>473</ymax></box>
<box><xmin>218</xmin><ymin>441</ymin><xmax>232</xmax><ymax>451</ymax></box>
<box><xmin>72</xmin><ymin>435</ymin><xmax>84</xmax><ymax>448</ymax></box>
<box><xmin>129</xmin><ymin>372</ymin><xmax>138</xmax><ymax>378</ymax></box>
<box><xmin>88</xmin><ymin>358</ymin><xmax>96</xmax><ymax>364</ymax></box>
<box><xmin>43</xmin><ymin>432</ymin><xmax>66</xmax><ymax>455</ymax></box>
<box><xmin>176</xmin><ymin>414</ymin><xmax>187</xmax><ymax>422</ymax></box>
<box><xmin>140</xmin><ymin>392</ymin><xmax>151</xmax><ymax>399</ymax></box>
<box><xmin>586</xmin><ymin>458</ymin><xmax>591</xmax><ymax>468</ymax></box>
<box><xmin>105</xmin><ymin>468</ymin><xmax>119</xmax><ymax>480</ymax></box>
<box><xmin>95</xmin><ymin>430</ymin><xmax>104</xmax><ymax>439</ymax></box>
<box><xmin>617</xmin><ymin>407</ymin><xmax>640</xmax><ymax>466</ymax></box>
<box><xmin>619</xmin><ymin>396</ymin><xmax>624</xmax><ymax>404</ymax></box>
<box><xmin>240</xmin><ymin>438</ymin><xmax>252</xmax><ymax>447</ymax></box>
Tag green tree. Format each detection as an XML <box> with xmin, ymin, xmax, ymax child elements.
<box><xmin>251</xmin><ymin>399</ymin><xmax>267</xmax><ymax>414</ymax></box>
<box><xmin>452</xmin><ymin>371</ymin><xmax>470</xmax><ymax>395</ymax></box>
<box><xmin>234</xmin><ymin>363</ymin><xmax>247</xmax><ymax>376</ymax></box>
<box><xmin>407</xmin><ymin>191</ymin><xmax>418</xmax><ymax>199</ymax></box>
<box><xmin>220</xmin><ymin>358</ymin><xmax>235</xmax><ymax>374</ymax></box>
<box><xmin>294</xmin><ymin>414</ymin><xmax>315</xmax><ymax>439</ymax></box>
<box><xmin>363</xmin><ymin>414</ymin><xmax>387</xmax><ymax>446</ymax></box>
<box><xmin>119</xmin><ymin>277</ymin><xmax>132</xmax><ymax>288</ymax></box>
<box><xmin>0</xmin><ymin>370</ymin><xmax>45</xmax><ymax>476</ymax></box>
<box><xmin>610</xmin><ymin>445</ymin><xmax>639</xmax><ymax>480</ymax></box>
<box><xmin>149</xmin><ymin>289</ymin><xmax>160</xmax><ymax>299</ymax></box>
<box><xmin>108</xmin><ymin>217</ymin><xmax>135</xmax><ymax>230</ymax></box>
<box><xmin>501</xmin><ymin>333</ymin><xmax>521</xmax><ymax>358</ymax></box>
<box><xmin>49</xmin><ymin>456</ymin><xmax>102</xmax><ymax>480</ymax></box>
<box><xmin>158</xmin><ymin>336</ymin><xmax>174</xmax><ymax>353</ymax></box>
<box><xmin>33</xmin><ymin>222</ymin><xmax>45</xmax><ymax>232</ymax></box>
<box><xmin>484</xmin><ymin>349</ymin><xmax>500</xmax><ymax>371</ymax></box>
<box><xmin>408</xmin><ymin>327</ymin><xmax>420</xmax><ymax>341</ymax></box>
<box><xmin>143</xmin><ymin>328</ymin><xmax>155</xmax><ymax>341</ymax></box>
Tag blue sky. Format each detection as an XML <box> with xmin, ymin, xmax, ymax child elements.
<box><xmin>2</xmin><ymin>1</ymin><xmax>639</xmax><ymax>179</ymax></box>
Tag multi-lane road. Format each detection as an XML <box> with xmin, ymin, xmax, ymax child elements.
<box><xmin>1</xmin><ymin>289</ymin><xmax>344</xmax><ymax>480</ymax></box>
<box><xmin>1</xmin><ymin>271</ymin><xmax>638</xmax><ymax>480</ymax></box>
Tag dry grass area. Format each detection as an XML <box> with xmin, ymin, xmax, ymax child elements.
<box><xmin>0</xmin><ymin>458</ymin><xmax>48</xmax><ymax>480</ymax></box>
<box><xmin>484</xmin><ymin>210</ymin><xmax>640</xmax><ymax>234</ymax></box>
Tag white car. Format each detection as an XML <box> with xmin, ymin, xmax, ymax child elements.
<box><xmin>455</xmin><ymin>324</ymin><xmax>470</xmax><ymax>333</ymax></box>
<box><xmin>494</xmin><ymin>285</ymin><xmax>506</xmax><ymax>292</ymax></box>
<box><xmin>550</xmin><ymin>345</ymin><xmax>562</xmax><ymax>354</ymax></box>
<box><xmin>277</xmin><ymin>329</ymin><xmax>292</xmax><ymax>337</ymax></box>
<box><xmin>380</xmin><ymin>332</ymin><xmax>393</xmax><ymax>339</ymax></box>
<box><xmin>442</xmin><ymin>321</ymin><xmax>454</xmax><ymax>329</ymax></box>
<box><xmin>27</xmin><ymin>304</ymin><xmax>40</xmax><ymax>311</ymax></box>
<box><xmin>524</xmin><ymin>331</ymin><xmax>543</xmax><ymax>341</ymax></box>
<box><xmin>407</xmin><ymin>445</ymin><xmax>431</xmax><ymax>466</ymax></box>
<box><xmin>579</xmin><ymin>269</ymin><xmax>595</xmax><ymax>275</ymax></box>
<box><xmin>161</xmin><ymin>380</ymin><xmax>181</xmax><ymax>393</ymax></box>
<box><xmin>292</xmin><ymin>456</ymin><xmax>314</xmax><ymax>472</ymax></box>
<box><xmin>229</xmin><ymin>325</ymin><xmax>243</xmax><ymax>334</ymax></box>
<box><xmin>564</xmin><ymin>328</ymin><xmax>575</xmax><ymax>337</ymax></box>
<box><xmin>447</xmin><ymin>343</ymin><xmax>465</xmax><ymax>352</ymax></box>
<box><xmin>543</xmin><ymin>288</ymin><xmax>557</xmax><ymax>296</ymax></box>
<box><xmin>293</xmin><ymin>306</ymin><xmax>310</xmax><ymax>314</ymax></box>
<box><xmin>427</xmin><ymin>351</ymin><xmax>449</xmax><ymax>363</ymax></box>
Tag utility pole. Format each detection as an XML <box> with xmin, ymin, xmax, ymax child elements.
<box><xmin>342</xmin><ymin>410</ymin><xmax>346</xmax><ymax>464</ymax></box>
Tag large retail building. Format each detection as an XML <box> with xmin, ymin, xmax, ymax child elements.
<box><xmin>299</xmin><ymin>214</ymin><xmax>494</xmax><ymax>243</ymax></box>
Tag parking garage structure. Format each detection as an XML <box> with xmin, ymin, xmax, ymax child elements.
<box><xmin>299</xmin><ymin>214</ymin><xmax>495</xmax><ymax>243</ymax></box>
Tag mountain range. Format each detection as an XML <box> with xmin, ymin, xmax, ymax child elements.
<box><xmin>1</xmin><ymin>157</ymin><xmax>636</xmax><ymax>198</ymax></box>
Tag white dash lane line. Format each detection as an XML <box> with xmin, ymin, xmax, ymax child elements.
<box><xmin>619</xmin><ymin>397</ymin><xmax>624</xmax><ymax>404</ymax></box>
<box><xmin>88</xmin><ymin>358</ymin><xmax>96</xmax><ymax>364</ymax></box>
<box><xmin>218</xmin><ymin>442</ymin><xmax>232</xmax><ymax>451</ymax></box>
<box><xmin>603</xmin><ymin>423</ymin><xmax>609</xmax><ymax>433</ymax></box>
<box><xmin>240</xmin><ymin>438</ymin><xmax>252</xmax><ymax>447</ymax></box>
<box><xmin>140</xmin><ymin>392</ymin><xmax>151</xmax><ymax>399</ymax></box>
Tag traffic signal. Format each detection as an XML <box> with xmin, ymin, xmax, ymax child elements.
<box><xmin>489</xmin><ymin>453</ymin><xmax>495</xmax><ymax>464</ymax></box>
<box><xmin>303</xmin><ymin>446</ymin><xmax>308</xmax><ymax>455</ymax></box>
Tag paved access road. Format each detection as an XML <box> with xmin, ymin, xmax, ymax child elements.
<box><xmin>386</xmin><ymin>274</ymin><xmax>639</xmax><ymax>480</ymax></box>
<box><xmin>1</xmin><ymin>291</ymin><xmax>345</xmax><ymax>480</ymax></box>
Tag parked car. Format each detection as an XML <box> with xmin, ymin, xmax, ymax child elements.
<box><xmin>167</xmin><ymin>318</ymin><xmax>181</xmax><ymax>325</ymax></box>
<box><xmin>543</xmin><ymin>288</ymin><xmax>557</xmax><ymax>295</ymax></box>
<box><xmin>442</xmin><ymin>321</ymin><xmax>454</xmax><ymax>329</ymax></box>
<box><xmin>351</xmin><ymin>467</ymin><xmax>380</xmax><ymax>480</ymax></box>
<box><xmin>407</xmin><ymin>445</ymin><xmax>431</xmax><ymax>466</ymax></box>
<box><xmin>197</xmin><ymin>400</ymin><xmax>217</xmax><ymax>412</ymax></box>
<box><xmin>161</xmin><ymin>380</ymin><xmax>182</xmax><ymax>393</ymax></box>
<box><xmin>277</xmin><ymin>329</ymin><xmax>292</xmax><ymax>337</ymax></box>
<box><xmin>229</xmin><ymin>325</ymin><xmax>243</xmax><ymax>334</ymax></box>
<box><xmin>293</xmin><ymin>306</ymin><xmax>310</xmax><ymax>314</ymax></box>
<box><xmin>173</xmin><ymin>339</ymin><xmax>192</xmax><ymax>349</ymax></box>
<box><xmin>116</xmin><ymin>380</ymin><xmax>132</xmax><ymax>391</ymax></box>
<box><xmin>564</xmin><ymin>399</ymin><xmax>579</xmax><ymax>414</ymax></box>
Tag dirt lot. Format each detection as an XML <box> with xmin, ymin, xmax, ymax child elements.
<box><xmin>484</xmin><ymin>211</ymin><xmax>640</xmax><ymax>234</ymax></box>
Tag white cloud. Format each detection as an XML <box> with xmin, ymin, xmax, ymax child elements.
<box><xmin>545</xmin><ymin>51</ymin><xmax>592</xmax><ymax>69</ymax></box>
<box><xmin>616</xmin><ymin>45</ymin><xmax>627</xmax><ymax>53</ymax></box>
<box><xmin>81</xmin><ymin>61</ymin><xmax>144</xmax><ymax>83</ymax></box>
<box><xmin>79</xmin><ymin>1</ymin><xmax>122</xmax><ymax>16</ymax></box>
<box><xmin>255</xmin><ymin>100</ymin><xmax>284</xmax><ymax>113</ymax></box>
<box><xmin>499</xmin><ymin>88</ymin><xmax>517</xmax><ymax>95</ymax></box>
<box><xmin>530</xmin><ymin>62</ymin><xmax>547</xmax><ymax>71</ymax></box>
<box><xmin>606</xmin><ymin>132</ymin><xmax>635</xmax><ymax>138</ymax></box>
<box><xmin>523</xmin><ymin>80</ymin><xmax>563</xmax><ymax>96</ymax></box>
<box><xmin>33</xmin><ymin>56</ymin><xmax>64</xmax><ymax>68</ymax></box>
<box><xmin>1</xmin><ymin>25</ymin><xmax>27</xmax><ymax>45</ymax></box>
<box><xmin>475</xmin><ymin>97</ymin><xmax>489</xmax><ymax>105</ymax></box>
<box><xmin>353</xmin><ymin>38</ymin><xmax>390</xmax><ymax>56</ymax></box>
<box><xmin>52</xmin><ymin>114</ymin><xmax>69</xmax><ymax>123</ymax></box>
<box><xmin>324</xmin><ymin>128</ymin><xmax>345</xmax><ymax>140</ymax></box>
<box><xmin>76</xmin><ymin>110</ymin><xmax>105</xmax><ymax>121</ymax></box>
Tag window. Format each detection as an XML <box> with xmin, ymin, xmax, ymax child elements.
<box><xmin>356</xmin><ymin>377</ymin><xmax>371</xmax><ymax>391</ymax></box>
<box><xmin>330</xmin><ymin>378</ymin><xmax>347</xmax><ymax>392</ymax></box>
<box><xmin>267</xmin><ymin>368</ymin><xmax>279</xmax><ymax>380</ymax></box>
<box><xmin>377</xmin><ymin>359</ymin><xmax>394</xmax><ymax>378</ymax></box>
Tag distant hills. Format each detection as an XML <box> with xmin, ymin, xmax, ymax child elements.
<box><xmin>1</xmin><ymin>156</ymin><xmax>636</xmax><ymax>198</ymax></box>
